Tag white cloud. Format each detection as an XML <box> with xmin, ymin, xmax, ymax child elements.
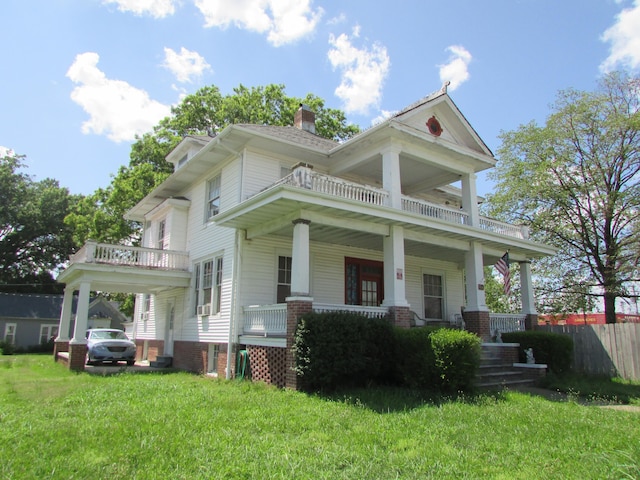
<box><xmin>0</xmin><ymin>146</ymin><xmax>16</xmax><ymax>158</ymax></box>
<box><xmin>438</xmin><ymin>45</ymin><xmax>472</xmax><ymax>91</ymax></box>
<box><xmin>162</xmin><ymin>47</ymin><xmax>211</xmax><ymax>83</ymax></box>
<box><xmin>66</xmin><ymin>52</ymin><xmax>171</xmax><ymax>143</ymax></box>
<box><xmin>371</xmin><ymin>109</ymin><xmax>396</xmax><ymax>126</ymax></box>
<box><xmin>600</xmin><ymin>0</ymin><xmax>640</xmax><ymax>72</ymax></box>
<box><xmin>194</xmin><ymin>0</ymin><xmax>323</xmax><ymax>46</ymax></box>
<box><xmin>328</xmin><ymin>31</ymin><xmax>390</xmax><ymax>115</ymax></box>
<box><xmin>102</xmin><ymin>0</ymin><xmax>177</xmax><ymax>18</ymax></box>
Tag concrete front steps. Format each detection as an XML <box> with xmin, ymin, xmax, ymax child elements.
<box><xmin>476</xmin><ymin>343</ymin><xmax>547</xmax><ymax>389</ymax></box>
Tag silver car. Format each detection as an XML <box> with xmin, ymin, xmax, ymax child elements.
<box><xmin>86</xmin><ymin>329</ymin><xmax>137</xmax><ymax>366</ymax></box>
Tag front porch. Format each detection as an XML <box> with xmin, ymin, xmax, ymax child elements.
<box><xmin>239</xmin><ymin>302</ymin><xmax>527</xmax><ymax>346</ymax></box>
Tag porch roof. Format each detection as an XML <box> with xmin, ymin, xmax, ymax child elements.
<box><xmin>213</xmin><ymin>181</ymin><xmax>556</xmax><ymax>265</ymax></box>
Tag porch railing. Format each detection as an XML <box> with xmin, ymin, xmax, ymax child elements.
<box><xmin>242</xmin><ymin>303</ymin><xmax>389</xmax><ymax>336</ymax></box>
<box><xmin>490</xmin><ymin>313</ymin><xmax>526</xmax><ymax>333</ymax></box>
<box><xmin>275</xmin><ymin>167</ymin><xmax>527</xmax><ymax>240</ymax></box>
<box><xmin>70</xmin><ymin>241</ymin><xmax>190</xmax><ymax>271</ymax></box>
<box><xmin>243</xmin><ymin>304</ymin><xmax>287</xmax><ymax>336</ymax></box>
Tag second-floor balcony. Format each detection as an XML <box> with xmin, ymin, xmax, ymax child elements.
<box><xmin>272</xmin><ymin>167</ymin><xmax>528</xmax><ymax>240</ymax></box>
<box><xmin>70</xmin><ymin>241</ymin><xmax>190</xmax><ymax>271</ymax></box>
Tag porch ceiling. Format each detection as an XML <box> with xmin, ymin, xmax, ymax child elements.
<box><xmin>214</xmin><ymin>185</ymin><xmax>553</xmax><ymax>264</ymax></box>
<box><xmin>57</xmin><ymin>263</ymin><xmax>191</xmax><ymax>294</ymax></box>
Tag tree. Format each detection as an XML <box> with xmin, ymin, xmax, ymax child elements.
<box><xmin>66</xmin><ymin>84</ymin><xmax>359</xmax><ymax>246</ymax></box>
<box><xmin>486</xmin><ymin>72</ymin><xmax>640</xmax><ymax>323</ymax></box>
<box><xmin>0</xmin><ymin>153</ymin><xmax>76</xmax><ymax>293</ymax></box>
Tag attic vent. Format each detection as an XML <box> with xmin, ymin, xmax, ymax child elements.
<box><xmin>177</xmin><ymin>154</ymin><xmax>188</xmax><ymax>169</ymax></box>
<box><xmin>426</xmin><ymin>116</ymin><xmax>442</xmax><ymax>137</ymax></box>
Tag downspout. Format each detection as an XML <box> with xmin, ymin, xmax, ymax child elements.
<box><xmin>226</xmin><ymin>228</ymin><xmax>244</xmax><ymax>379</ymax></box>
<box><xmin>226</xmin><ymin>150</ymin><xmax>245</xmax><ymax>379</ymax></box>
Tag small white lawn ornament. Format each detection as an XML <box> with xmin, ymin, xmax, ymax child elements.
<box><xmin>525</xmin><ymin>348</ymin><xmax>535</xmax><ymax>364</ymax></box>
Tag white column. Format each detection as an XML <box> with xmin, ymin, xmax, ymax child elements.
<box><xmin>461</xmin><ymin>173</ymin><xmax>479</xmax><ymax>227</ymax></box>
<box><xmin>71</xmin><ymin>282</ymin><xmax>91</xmax><ymax>344</ymax></box>
<box><xmin>464</xmin><ymin>242</ymin><xmax>488</xmax><ymax>311</ymax></box>
<box><xmin>56</xmin><ymin>287</ymin><xmax>74</xmax><ymax>341</ymax></box>
<box><xmin>520</xmin><ymin>261</ymin><xmax>537</xmax><ymax>315</ymax></box>
<box><xmin>382</xmin><ymin>225</ymin><xmax>409</xmax><ymax>307</ymax></box>
<box><xmin>382</xmin><ymin>144</ymin><xmax>402</xmax><ymax>209</ymax></box>
<box><xmin>291</xmin><ymin>219</ymin><xmax>310</xmax><ymax>296</ymax></box>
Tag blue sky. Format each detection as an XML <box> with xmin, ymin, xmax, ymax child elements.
<box><xmin>2</xmin><ymin>0</ymin><xmax>639</xmax><ymax>197</ymax></box>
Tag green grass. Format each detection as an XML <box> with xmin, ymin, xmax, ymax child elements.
<box><xmin>540</xmin><ymin>372</ymin><xmax>640</xmax><ymax>405</ymax></box>
<box><xmin>1</xmin><ymin>355</ymin><xmax>639</xmax><ymax>479</ymax></box>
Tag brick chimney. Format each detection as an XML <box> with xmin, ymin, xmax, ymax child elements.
<box><xmin>294</xmin><ymin>104</ymin><xmax>316</xmax><ymax>134</ymax></box>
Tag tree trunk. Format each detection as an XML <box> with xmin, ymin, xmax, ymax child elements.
<box><xmin>604</xmin><ymin>291</ymin><xmax>617</xmax><ymax>324</ymax></box>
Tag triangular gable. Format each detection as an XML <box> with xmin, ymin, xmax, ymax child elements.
<box><xmin>392</xmin><ymin>89</ymin><xmax>493</xmax><ymax>157</ymax></box>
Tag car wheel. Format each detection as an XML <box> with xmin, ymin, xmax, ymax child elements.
<box><xmin>86</xmin><ymin>355</ymin><xmax>93</xmax><ymax>366</ymax></box>
<box><xmin>126</xmin><ymin>360</ymin><xmax>135</xmax><ymax>366</ymax></box>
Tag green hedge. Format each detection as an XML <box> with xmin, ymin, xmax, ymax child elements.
<box><xmin>502</xmin><ymin>331</ymin><xmax>573</xmax><ymax>374</ymax></box>
<box><xmin>293</xmin><ymin>311</ymin><xmax>482</xmax><ymax>392</ymax></box>
<box><xmin>430</xmin><ymin>329</ymin><xmax>482</xmax><ymax>392</ymax></box>
<box><xmin>293</xmin><ymin>312</ymin><xmax>396</xmax><ymax>391</ymax></box>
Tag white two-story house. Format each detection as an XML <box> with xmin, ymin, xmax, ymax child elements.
<box><xmin>55</xmin><ymin>86</ymin><xmax>555</xmax><ymax>388</ymax></box>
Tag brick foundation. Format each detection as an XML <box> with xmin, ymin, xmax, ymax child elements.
<box><xmin>387</xmin><ymin>306</ymin><xmax>412</xmax><ymax>329</ymax></box>
<box><xmin>246</xmin><ymin>345</ymin><xmax>287</xmax><ymax>388</ymax></box>
<box><xmin>463</xmin><ymin>310</ymin><xmax>491</xmax><ymax>340</ymax></box>
<box><xmin>525</xmin><ymin>313</ymin><xmax>538</xmax><ymax>331</ymax></box>
<box><xmin>286</xmin><ymin>298</ymin><xmax>313</xmax><ymax>390</ymax></box>
<box><xmin>171</xmin><ymin>341</ymin><xmax>227</xmax><ymax>376</ymax></box>
<box><xmin>68</xmin><ymin>343</ymin><xmax>87</xmax><ymax>372</ymax></box>
<box><xmin>135</xmin><ymin>340</ymin><xmax>164</xmax><ymax>363</ymax></box>
<box><xmin>53</xmin><ymin>340</ymin><xmax>69</xmax><ymax>363</ymax></box>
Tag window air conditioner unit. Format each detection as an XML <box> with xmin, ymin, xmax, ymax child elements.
<box><xmin>197</xmin><ymin>304</ymin><xmax>211</xmax><ymax>316</ymax></box>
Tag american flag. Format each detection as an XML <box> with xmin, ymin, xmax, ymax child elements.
<box><xmin>495</xmin><ymin>252</ymin><xmax>511</xmax><ymax>295</ymax></box>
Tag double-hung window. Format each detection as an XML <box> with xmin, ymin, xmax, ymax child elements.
<box><xmin>157</xmin><ymin>219</ymin><xmax>166</xmax><ymax>250</ymax></box>
<box><xmin>195</xmin><ymin>256</ymin><xmax>223</xmax><ymax>316</ymax></box>
<box><xmin>39</xmin><ymin>324</ymin><xmax>59</xmax><ymax>344</ymax></box>
<box><xmin>207</xmin><ymin>174</ymin><xmax>221</xmax><ymax>219</ymax></box>
<box><xmin>3</xmin><ymin>323</ymin><xmax>16</xmax><ymax>345</ymax></box>
<box><xmin>423</xmin><ymin>273</ymin><xmax>444</xmax><ymax>320</ymax></box>
<box><xmin>277</xmin><ymin>256</ymin><xmax>292</xmax><ymax>303</ymax></box>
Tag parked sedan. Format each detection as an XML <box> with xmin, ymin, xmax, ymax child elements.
<box><xmin>86</xmin><ymin>329</ymin><xmax>136</xmax><ymax>366</ymax></box>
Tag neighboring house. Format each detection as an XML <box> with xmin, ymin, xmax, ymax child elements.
<box><xmin>55</xmin><ymin>87</ymin><xmax>555</xmax><ymax>386</ymax></box>
<box><xmin>0</xmin><ymin>292</ymin><xmax>128</xmax><ymax>350</ymax></box>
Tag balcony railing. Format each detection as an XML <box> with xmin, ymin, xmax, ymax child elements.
<box><xmin>276</xmin><ymin>167</ymin><xmax>527</xmax><ymax>240</ymax></box>
<box><xmin>70</xmin><ymin>241</ymin><xmax>190</xmax><ymax>271</ymax></box>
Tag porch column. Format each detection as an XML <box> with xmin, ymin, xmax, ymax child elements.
<box><xmin>461</xmin><ymin>173</ymin><xmax>479</xmax><ymax>227</ymax></box>
<box><xmin>53</xmin><ymin>286</ymin><xmax>74</xmax><ymax>361</ymax></box>
<box><xmin>464</xmin><ymin>242</ymin><xmax>490</xmax><ymax>339</ymax></box>
<box><xmin>382</xmin><ymin>225</ymin><xmax>410</xmax><ymax>327</ymax></box>
<box><xmin>382</xmin><ymin>144</ymin><xmax>402</xmax><ymax>209</ymax></box>
<box><xmin>291</xmin><ymin>219</ymin><xmax>310</xmax><ymax>296</ymax></box>
<box><xmin>519</xmin><ymin>260</ymin><xmax>538</xmax><ymax>330</ymax></box>
<box><xmin>69</xmin><ymin>281</ymin><xmax>91</xmax><ymax>371</ymax></box>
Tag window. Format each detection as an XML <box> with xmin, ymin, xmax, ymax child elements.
<box><xmin>3</xmin><ymin>323</ymin><xmax>16</xmax><ymax>345</ymax></box>
<box><xmin>277</xmin><ymin>256</ymin><xmax>292</xmax><ymax>303</ymax></box>
<box><xmin>39</xmin><ymin>324</ymin><xmax>59</xmax><ymax>344</ymax></box>
<box><xmin>141</xmin><ymin>294</ymin><xmax>151</xmax><ymax>321</ymax></box>
<box><xmin>157</xmin><ymin>219</ymin><xmax>166</xmax><ymax>250</ymax></box>
<box><xmin>207</xmin><ymin>174</ymin><xmax>221</xmax><ymax>219</ymax></box>
<box><xmin>345</xmin><ymin>258</ymin><xmax>384</xmax><ymax>306</ymax></box>
<box><xmin>194</xmin><ymin>256</ymin><xmax>224</xmax><ymax>315</ymax></box>
<box><xmin>423</xmin><ymin>273</ymin><xmax>444</xmax><ymax>320</ymax></box>
<box><xmin>207</xmin><ymin>344</ymin><xmax>219</xmax><ymax>375</ymax></box>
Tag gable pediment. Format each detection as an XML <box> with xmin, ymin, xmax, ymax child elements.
<box><xmin>393</xmin><ymin>92</ymin><xmax>492</xmax><ymax>157</ymax></box>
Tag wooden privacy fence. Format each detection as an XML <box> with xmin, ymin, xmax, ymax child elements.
<box><xmin>538</xmin><ymin>324</ymin><xmax>640</xmax><ymax>381</ymax></box>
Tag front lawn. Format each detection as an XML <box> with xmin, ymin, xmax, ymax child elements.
<box><xmin>1</xmin><ymin>355</ymin><xmax>639</xmax><ymax>479</ymax></box>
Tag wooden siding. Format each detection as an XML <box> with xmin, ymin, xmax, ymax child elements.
<box><xmin>538</xmin><ymin>324</ymin><xmax>640</xmax><ymax>381</ymax></box>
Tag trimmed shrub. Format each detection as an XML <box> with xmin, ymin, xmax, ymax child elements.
<box><xmin>393</xmin><ymin>327</ymin><xmax>438</xmax><ymax>388</ymax></box>
<box><xmin>430</xmin><ymin>329</ymin><xmax>481</xmax><ymax>392</ymax></box>
<box><xmin>293</xmin><ymin>312</ymin><xmax>395</xmax><ymax>391</ymax></box>
<box><xmin>502</xmin><ymin>331</ymin><xmax>573</xmax><ymax>374</ymax></box>
<box><xmin>0</xmin><ymin>341</ymin><xmax>15</xmax><ymax>355</ymax></box>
